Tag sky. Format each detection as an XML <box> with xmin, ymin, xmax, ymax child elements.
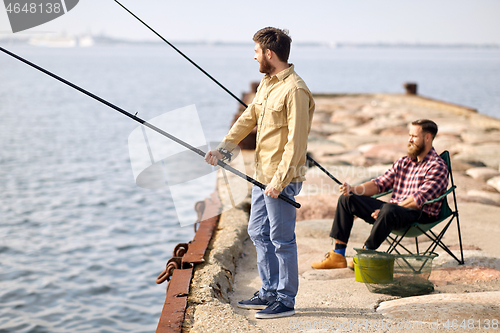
<box><xmin>1</xmin><ymin>0</ymin><xmax>499</xmax><ymax>44</ymax></box>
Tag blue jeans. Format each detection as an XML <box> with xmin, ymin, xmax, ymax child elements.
<box><xmin>247</xmin><ymin>182</ymin><xmax>302</xmax><ymax>308</ymax></box>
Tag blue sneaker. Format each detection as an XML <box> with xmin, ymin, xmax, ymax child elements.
<box><xmin>237</xmin><ymin>291</ymin><xmax>271</xmax><ymax>310</ymax></box>
<box><xmin>255</xmin><ymin>301</ymin><xmax>295</xmax><ymax>319</ymax></box>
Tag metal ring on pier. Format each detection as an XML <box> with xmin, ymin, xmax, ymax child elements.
<box><xmin>173</xmin><ymin>243</ymin><xmax>189</xmax><ymax>258</ymax></box>
<box><xmin>156</xmin><ymin>259</ymin><xmax>180</xmax><ymax>284</ymax></box>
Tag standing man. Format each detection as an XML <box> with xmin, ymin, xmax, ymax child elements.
<box><xmin>205</xmin><ymin>27</ymin><xmax>315</xmax><ymax>319</ymax></box>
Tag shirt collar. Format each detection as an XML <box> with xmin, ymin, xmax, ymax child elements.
<box><xmin>411</xmin><ymin>147</ymin><xmax>436</xmax><ymax>164</ymax></box>
<box><xmin>424</xmin><ymin>147</ymin><xmax>437</xmax><ymax>162</ymax></box>
<box><xmin>266</xmin><ymin>64</ymin><xmax>294</xmax><ymax>82</ymax></box>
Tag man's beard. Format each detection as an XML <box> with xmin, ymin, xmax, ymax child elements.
<box><xmin>259</xmin><ymin>56</ymin><xmax>275</xmax><ymax>75</ymax></box>
<box><xmin>407</xmin><ymin>142</ymin><xmax>425</xmax><ymax>159</ymax></box>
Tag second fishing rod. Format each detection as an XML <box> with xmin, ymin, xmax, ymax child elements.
<box><xmin>114</xmin><ymin>0</ymin><xmax>344</xmax><ymax>187</ymax></box>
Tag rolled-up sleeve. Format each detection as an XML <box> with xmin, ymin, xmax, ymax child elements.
<box><xmin>217</xmin><ymin>103</ymin><xmax>257</xmax><ymax>151</ymax></box>
<box><xmin>372</xmin><ymin>161</ymin><xmax>398</xmax><ymax>194</ymax></box>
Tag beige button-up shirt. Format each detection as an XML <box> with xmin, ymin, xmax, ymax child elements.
<box><xmin>219</xmin><ymin>65</ymin><xmax>315</xmax><ymax>192</ymax></box>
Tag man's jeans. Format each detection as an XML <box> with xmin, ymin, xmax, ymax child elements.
<box><xmin>247</xmin><ymin>182</ymin><xmax>302</xmax><ymax>309</ymax></box>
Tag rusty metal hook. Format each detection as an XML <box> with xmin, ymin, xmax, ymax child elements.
<box><xmin>156</xmin><ymin>260</ymin><xmax>180</xmax><ymax>284</ymax></box>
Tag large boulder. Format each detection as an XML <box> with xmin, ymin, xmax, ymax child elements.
<box><xmin>430</xmin><ymin>266</ymin><xmax>500</xmax><ymax>286</ymax></box>
<box><xmin>466</xmin><ymin>190</ymin><xmax>500</xmax><ymax>206</ymax></box>
<box><xmin>461</xmin><ymin>130</ymin><xmax>500</xmax><ymax>145</ymax></box>
<box><xmin>437</xmin><ymin>122</ymin><xmax>470</xmax><ymax>136</ymax></box>
<box><xmin>347</xmin><ymin>117</ymin><xmax>408</xmax><ymax>136</ymax></box>
<box><xmin>453</xmin><ymin>144</ymin><xmax>500</xmax><ymax>169</ymax></box>
<box><xmin>465</xmin><ymin>167</ymin><xmax>500</xmax><ymax>182</ymax></box>
<box><xmin>329</xmin><ymin>110</ymin><xmax>371</xmax><ymax>128</ymax></box>
<box><xmin>487</xmin><ymin>176</ymin><xmax>500</xmax><ymax>193</ymax></box>
<box><xmin>307</xmin><ymin>138</ymin><xmax>346</xmax><ymax>159</ymax></box>
<box><xmin>295</xmin><ymin>194</ymin><xmax>338</xmax><ymax>221</ymax></box>
<box><xmin>327</xmin><ymin>134</ymin><xmax>406</xmax><ymax>149</ymax></box>
<box><xmin>377</xmin><ymin>291</ymin><xmax>500</xmax><ymax>323</ymax></box>
<box><xmin>358</xmin><ymin>142</ymin><xmax>407</xmax><ymax>165</ymax></box>
<box><xmin>450</xmin><ymin>173</ymin><xmax>495</xmax><ymax>203</ymax></box>
<box><xmin>433</xmin><ymin>134</ymin><xmax>463</xmax><ymax>156</ymax></box>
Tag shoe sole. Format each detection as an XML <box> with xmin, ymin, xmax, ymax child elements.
<box><xmin>255</xmin><ymin>309</ymin><xmax>295</xmax><ymax>319</ymax></box>
<box><xmin>237</xmin><ymin>304</ymin><xmax>268</xmax><ymax>310</ymax></box>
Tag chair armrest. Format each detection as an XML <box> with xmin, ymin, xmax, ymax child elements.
<box><xmin>422</xmin><ymin>186</ymin><xmax>456</xmax><ymax>205</ymax></box>
<box><xmin>372</xmin><ymin>189</ymin><xmax>393</xmax><ymax>199</ymax></box>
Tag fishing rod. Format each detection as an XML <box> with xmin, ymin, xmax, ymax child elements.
<box><xmin>114</xmin><ymin>0</ymin><xmax>246</xmax><ymax>107</ymax></box>
<box><xmin>0</xmin><ymin>46</ymin><xmax>300</xmax><ymax>209</ymax></box>
<box><xmin>306</xmin><ymin>153</ymin><xmax>342</xmax><ymax>185</ymax></box>
<box><xmin>113</xmin><ymin>0</ymin><xmax>334</xmax><ymax>181</ymax></box>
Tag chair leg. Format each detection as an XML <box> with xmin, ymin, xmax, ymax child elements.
<box><xmin>386</xmin><ymin>213</ymin><xmax>465</xmax><ymax>265</ymax></box>
<box><xmin>451</xmin><ymin>188</ymin><xmax>465</xmax><ymax>265</ymax></box>
<box><xmin>386</xmin><ymin>235</ymin><xmax>400</xmax><ymax>253</ymax></box>
<box><xmin>386</xmin><ymin>236</ymin><xmax>403</xmax><ymax>255</ymax></box>
<box><xmin>386</xmin><ymin>234</ymin><xmax>414</xmax><ymax>255</ymax></box>
<box><xmin>455</xmin><ymin>213</ymin><xmax>465</xmax><ymax>265</ymax></box>
<box><xmin>418</xmin><ymin>220</ymin><xmax>464</xmax><ymax>265</ymax></box>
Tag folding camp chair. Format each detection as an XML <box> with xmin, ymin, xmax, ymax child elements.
<box><xmin>373</xmin><ymin>150</ymin><xmax>464</xmax><ymax>265</ymax></box>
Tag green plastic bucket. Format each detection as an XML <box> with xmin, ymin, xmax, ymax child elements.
<box><xmin>353</xmin><ymin>253</ymin><xmax>394</xmax><ymax>284</ymax></box>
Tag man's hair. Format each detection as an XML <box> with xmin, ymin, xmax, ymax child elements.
<box><xmin>253</xmin><ymin>27</ymin><xmax>292</xmax><ymax>63</ymax></box>
<box><xmin>412</xmin><ymin>119</ymin><xmax>438</xmax><ymax>139</ymax></box>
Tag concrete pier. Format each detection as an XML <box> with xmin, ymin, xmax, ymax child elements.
<box><xmin>183</xmin><ymin>92</ymin><xmax>500</xmax><ymax>332</ymax></box>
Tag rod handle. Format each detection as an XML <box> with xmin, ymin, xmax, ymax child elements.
<box><xmin>278</xmin><ymin>192</ymin><xmax>301</xmax><ymax>209</ymax></box>
<box><xmin>251</xmin><ymin>181</ymin><xmax>301</xmax><ymax>208</ymax></box>
<box><xmin>250</xmin><ymin>179</ymin><xmax>300</xmax><ymax>208</ymax></box>
<box><xmin>217</xmin><ymin>160</ymin><xmax>301</xmax><ymax>208</ymax></box>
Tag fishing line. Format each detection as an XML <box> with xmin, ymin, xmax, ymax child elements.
<box><xmin>0</xmin><ymin>46</ymin><xmax>300</xmax><ymax>209</ymax></box>
<box><xmin>113</xmin><ymin>0</ymin><xmax>337</xmax><ymax>183</ymax></box>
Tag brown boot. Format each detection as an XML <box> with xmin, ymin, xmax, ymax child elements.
<box><xmin>311</xmin><ymin>250</ymin><xmax>347</xmax><ymax>269</ymax></box>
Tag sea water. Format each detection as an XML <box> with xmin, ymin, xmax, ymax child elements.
<box><xmin>0</xmin><ymin>44</ymin><xmax>499</xmax><ymax>332</ymax></box>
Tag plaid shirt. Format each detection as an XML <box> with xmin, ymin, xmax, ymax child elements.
<box><xmin>372</xmin><ymin>148</ymin><xmax>449</xmax><ymax>217</ymax></box>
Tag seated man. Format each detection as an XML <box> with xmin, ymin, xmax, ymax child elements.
<box><xmin>312</xmin><ymin>119</ymin><xmax>449</xmax><ymax>269</ymax></box>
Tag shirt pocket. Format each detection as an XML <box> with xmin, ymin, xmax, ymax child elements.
<box><xmin>264</xmin><ymin>102</ymin><xmax>287</xmax><ymax>128</ymax></box>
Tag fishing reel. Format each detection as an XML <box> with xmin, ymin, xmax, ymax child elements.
<box><xmin>218</xmin><ymin>147</ymin><xmax>233</xmax><ymax>162</ymax></box>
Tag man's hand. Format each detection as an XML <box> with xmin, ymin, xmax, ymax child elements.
<box><xmin>398</xmin><ymin>196</ymin><xmax>419</xmax><ymax>210</ymax></box>
<box><xmin>371</xmin><ymin>209</ymin><xmax>380</xmax><ymax>220</ymax></box>
<box><xmin>264</xmin><ymin>184</ymin><xmax>280</xmax><ymax>198</ymax></box>
<box><xmin>339</xmin><ymin>182</ymin><xmax>352</xmax><ymax>196</ymax></box>
<box><xmin>204</xmin><ymin>150</ymin><xmax>223</xmax><ymax>166</ymax></box>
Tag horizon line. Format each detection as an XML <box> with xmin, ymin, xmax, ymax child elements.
<box><xmin>1</xmin><ymin>34</ymin><xmax>499</xmax><ymax>49</ymax></box>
